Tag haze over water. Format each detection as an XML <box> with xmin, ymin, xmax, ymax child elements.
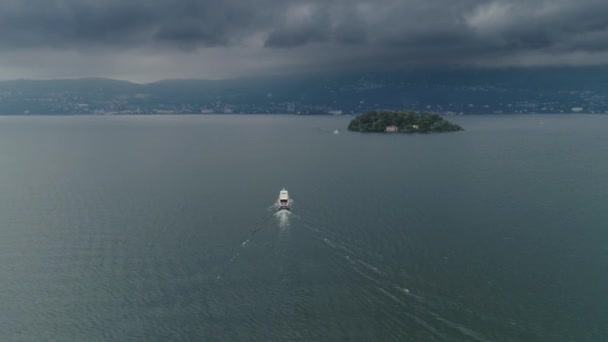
<box><xmin>0</xmin><ymin>115</ymin><xmax>606</xmax><ymax>341</ymax></box>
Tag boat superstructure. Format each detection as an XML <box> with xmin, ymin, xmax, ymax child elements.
<box><xmin>278</xmin><ymin>188</ymin><xmax>290</xmax><ymax>210</ymax></box>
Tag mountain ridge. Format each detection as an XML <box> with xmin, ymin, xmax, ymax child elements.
<box><xmin>0</xmin><ymin>67</ymin><xmax>606</xmax><ymax>114</ymax></box>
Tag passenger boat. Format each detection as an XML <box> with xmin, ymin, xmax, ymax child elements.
<box><xmin>277</xmin><ymin>188</ymin><xmax>290</xmax><ymax>210</ymax></box>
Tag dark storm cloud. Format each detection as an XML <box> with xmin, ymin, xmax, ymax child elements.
<box><xmin>1</xmin><ymin>0</ymin><xmax>608</xmax><ymax>80</ymax></box>
<box><xmin>0</xmin><ymin>0</ymin><xmax>264</xmax><ymax>49</ymax></box>
<box><xmin>1</xmin><ymin>0</ymin><xmax>605</xmax><ymax>51</ymax></box>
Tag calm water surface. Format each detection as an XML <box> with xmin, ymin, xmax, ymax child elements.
<box><xmin>0</xmin><ymin>115</ymin><xmax>606</xmax><ymax>341</ymax></box>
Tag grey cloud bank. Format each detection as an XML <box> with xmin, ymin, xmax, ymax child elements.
<box><xmin>0</xmin><ymin>0</ymin><xmax>607</xmax><ymax>81</ymax></box>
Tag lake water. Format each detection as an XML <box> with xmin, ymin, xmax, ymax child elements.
<box><xmin>0</xmin><ymin>115</ymin><xmax>606</xmax><ymax>341</ymax></box>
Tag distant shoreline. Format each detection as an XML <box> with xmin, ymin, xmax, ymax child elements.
<box><xmin>0</xmin><ymin>112</ymin><xmax>603</xmax><ymax>116</ymax></box>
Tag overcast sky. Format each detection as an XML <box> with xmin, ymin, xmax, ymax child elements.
<box><xmin>1</xmin><ymin>0</ymin><xmax>607</xmax><ymax>82</ymax></box>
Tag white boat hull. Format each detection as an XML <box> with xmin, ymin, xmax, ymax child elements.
<box><xmin>278</xmin><ymin>188</ymin><xmax>290</xmax><ymax>211</ymax></box>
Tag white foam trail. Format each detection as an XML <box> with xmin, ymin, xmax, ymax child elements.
<box><xmin>296</xmin><ymin>199</ymin><xmax>488</xmax><ymax>341</ymax></box>
<box><xmin>397</xmin><ymin>286</ymin><xmax>410</xmax><ymax>294</ymax></box>
<box><xmin>385</xmin><ymin>285</ymin><xmax>488</xmax><ymax>341</ymax></box>
<box><xmin>275</xmin><ymin>210</ymin><xmax>291</xmax><ymax>229</ymax></box>
<box><xmin>216</xmin><ymin>210</ymin><xmax>276</xmax><ymax>281</ymax></box>
<box><xmin>322</xmin><ymin>237</ymin><xmax>355</xmax><ymax>255</ymax></box>
<box><xmin>353</xmin><ymin>259</ymin><xmax>386</xmax><ymax>276</ymax></box>
<box><xmin>346</xmin><ymin>258</ymin><xmax>382</xmax><ymax>285</ymax></box>
<box><xmin>432</xmin><ymin>316</ymin><xmax>491</xmax><ymax>342</ymax></box>
<box><xmin>393</xmin><ymin>285</ymin><xmax>425</xmax><ymax>302</ymax></box>
<box><xmin>377</xmin><ymin>288</ymin><xmax>448</xmax><ymax>341</ymax></box>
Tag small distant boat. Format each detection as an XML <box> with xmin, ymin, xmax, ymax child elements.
<box><xmin>277</xmin><ymin>188</ymin><xmax>290</xmax><ymax>211</ymax></box>
<box><xmin>333</xmin><ymin>129</ymin><xmax>340</xmax><ymax>134</ymax></box>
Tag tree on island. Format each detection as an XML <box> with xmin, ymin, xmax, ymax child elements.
<box><xmin>347</xmin><ymin>110</ymin><xmax>463</xmax><ymax>133</ymax></box>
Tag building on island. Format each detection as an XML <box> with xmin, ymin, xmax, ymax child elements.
<box><xmin>385</xmin><ymin>125</ymin><xmax>399</xmax><ymax>132</ymax></box>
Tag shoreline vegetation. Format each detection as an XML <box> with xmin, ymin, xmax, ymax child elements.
<box><xmin>347</xmin><ymin>110</ymin><xmax>463</xmax><ymax>133</ymax></box>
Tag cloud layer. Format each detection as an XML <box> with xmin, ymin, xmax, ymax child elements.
<box><xmin>1</xmin><ymin>0</ymin><xmax>607</xmax><ymax>81</ymax></box>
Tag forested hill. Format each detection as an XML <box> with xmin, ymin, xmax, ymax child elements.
<box><xmin>348</xmin><ymin>110</ymin><xmax>463</xmax><ymax>133</ymax></box>
<box><xmin>0</xmin><ymin>67</ymin><xmax>607</xmax><ymax>114</ymax></box>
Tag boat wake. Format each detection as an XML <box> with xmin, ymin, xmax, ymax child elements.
<box><xmin>275</xmin><ymin>210</ymin><xmax>291</xmax><ymax>230</ymax></box>
<box><xmin>215</xmin><ymin>215</ymin><xmax>273</xmax><ymax>281</ymax></box>
<box><xmin>296</xmin><ymin>207</ymin><xmax>491</xmax><ymax>342</ymax></box>
<box><xmin>217</xmin><ymin>199</ymin><xmax>294</xmax><ymax>281</ymax></box>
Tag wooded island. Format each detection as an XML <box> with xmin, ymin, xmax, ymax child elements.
<box><xmin>348</xmin><ymin>110</ymin><xmax>463</xmax><ymax>133</ymax></box>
